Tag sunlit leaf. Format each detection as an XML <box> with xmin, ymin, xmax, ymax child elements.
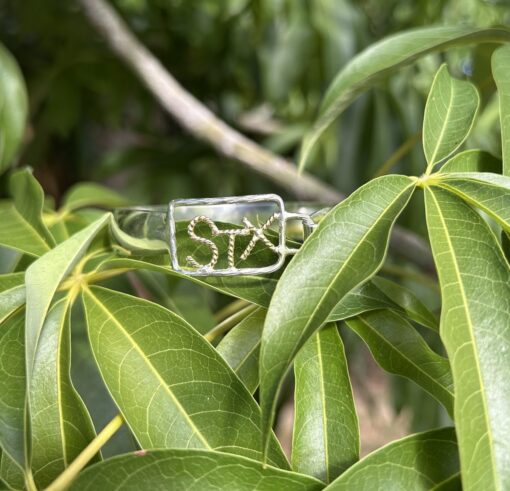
<box><xmin>299</xmin><ymin>26</ymin><xmax>510</xmax><ymax>170</ymax></box>
<box><xmin>62</xmin><ymin>182</ymin><xmax>134</xmax><ymax>212</ymax></box>
<box><xmin>216</xmin><ymin>308</ymin><xmax>265</xmax><ymax>394</ymax></box>
<box><xmin>441</xmin><ymin>149</ymin><xmax>501</xmax><ymax>173</ymax></box>
<box><xmin>82</xmin><ymin>286</ymin><xmax>288</xmax><ymax>469</ymax></box>
<box><xmin>68</xmin><ymin>449</ymin><xmax>323</xmax><ymax>491</ymax></box>
<box><xmin>260</xmin><ymin>175</ymin><xmax>415</xmax><ymax>458</ymax></box>
<box><xmin>425</xmin><ymin>186</ymin><xmax>510</xmax><ymax>489</ymax></box>
<box><xmin>324</xmin><ymin>428</ymin><xmax>458</xmax><ymax>490</ymax></box>
<box><xmin>293</xmin><ymin>324</ymin><xmax>359</xmax><ymax>483</ymax></box>
<box><xmin>25</xmin><ymin>213</ymin><xmax>111</xmax><ymax>378</ymax></box>
<box><xmin>0</xmin><ymin>273</ymin><xmax>25</xmax><ymax>324</ymax></box>
<box><xmin>29</xmin><ymin>297</ymin><xmax>98</xmax><ymax>488</ymax></box>
<box><xmin>0</xmin><ymin>308</ymin><xmax>26</xmax><ymax>468</ymax></box>
<box><xmin>9</xmin><ymin>168</ymin><xmax>55</xmax><ymax>248</ymax></box>
<box><xmin>423</xmin><ymin>64</ymin><xmax>479</xmax><ymax>167</ymax></box>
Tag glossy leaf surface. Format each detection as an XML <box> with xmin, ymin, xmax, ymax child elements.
<box><xmin>260</xmin><ymin>175</ymin><xmax>415</xmax><ymax>456</ymax></box>
<box><xmin>292</xmin><ymin>324</ymin><xmax>359</xmax><ymax>483</ymax></box>
<box><xmin>299</xmin><ymin>26</ymin><xmax>510</xmax><ymax>169</ymax></box>
<box><xmin>82</xmin><ymin>286</ymin><xmax>288</xmax><ymax>468</ymax></box>
<box><xmin>324</xmin><ymin>428</ymin><xmax>459</xmax><ymax>490</ymax></box>
<box><xmin>69</xmin><ymin>449</ymin><xmax>323</xmax><ymax>491</ymax></box>
<box><xmin>423</xmin><ymin>65</ymin><xmax>479</xmax><ymax>167</ymax></box>
<box><xmin>29</xmin><ymin>298</ymin><xmax>98</xmax><ymax>488</ymax></box>
<box><xmin>425</xmin><ymin>186</ymin><xmax>510</xmax><ymax>489</ymax></box>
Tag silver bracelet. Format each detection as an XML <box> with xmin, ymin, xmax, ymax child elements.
<box><xmin>113</xmin><ymin>194</ymin><xmax>329</xmax><ymax>277</ymax></box>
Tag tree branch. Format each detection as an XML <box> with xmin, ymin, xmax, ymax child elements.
<box><xmin>77</xmin><ymin>0</ymin><xmax>434</xmax><ymax>271</ymax></box>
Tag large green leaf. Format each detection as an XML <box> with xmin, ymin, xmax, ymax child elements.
<box><xmin>299</xmin><ymin>26</ymin><xmax>510</xmax><ymax>170</ymax></box>
<box><xmin>216</xmin><ymin>308</ymin><xmax>265</xmax><ymax>394</ymax></box>
<box><xmin>82</xmin><ymin>286</ymin><xmax>288</xmax><ymax>469</ymax></box>
<box><xmin>0</xmin><ymin>43</ymin><xmax>28</xmax><ymax>174</ymax></box>
<box><xmin>68</xmin><ymin>449</ymin><xmax>323</xmax><ymax>491</ymax></box>
<box><xmin>292</xmin><ymin>324</ymin><xmax>359</xmax><ymax>483</ymax></box>
<box><xmin>324</xmin><ymin>428</ymin><xmax>459</xmax><ymax>490</ymax></box>
<box><xmin>346</xmin><ymin>310</ymin><xmax>453</xmax><ymax>415</ymax></box>
<box><xmin>25</xmin><ymin>213</ymin><xmax>110</xmax><ymax>377</ymax></box>
<box><xmin>422</xmin><ymin>64</ymin><xmax>479</xmax><ymax>168</ymax></box>
<box><xmin>0</xmin><ymin>308</ymin><xmax>26</xmax><ymax>468</ymax></box>
<box><xmin>0</xmin><ymin>449</ymin><xmax>25</xmax><ymax>491</ymax></box>
<box><xmin>29</xmin><ymin>298</ymin><xmax>98</xmax><ymax>488</ymax></box>
<box><xmin>441</xmin><ymin>149</ymin><xmax>501</xmax><ymax>173</ymax></box>
<box><xmin>9</xmin><ymin>169</ymin><xmax>55</xmax><ymax>248</ymax></box>
<box><xmin>260</xmin><ymin>175</ymin><xmax>415</xmax><ymax>457</ymax></box>
<box><xmin>370</xmin><ymin>276</ymin><xmax>439</xmax><ymax>331</ymax></box>
<box><xmin>434</xmin><ymin>172</ymin><xmax>510</xmax><ymax>230</ymax></box>
<box><xmin>0</xmin><ymin>202</ymin><xmax>51</xmax><ymax>257</ymax></box>
<box><xmin>492</xmin><ymin>45</ymin><xmax>510</xmax><ymax>176</ymax></box>
<box><xmin>425</xmin><ymin>186</ymin><xmax>510</xmax><ymax>489</ymax></box>
<box><xmin>0</xmin><ymin>273</ymin><xmax>25</xmax><ymax>324</ymax></box>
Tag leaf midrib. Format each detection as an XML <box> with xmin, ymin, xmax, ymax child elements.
<box><xmin>427</xmin><ymin>188</ymin><xmax>499</xmax><ymax>488</ymax></box>
<box><xmin>316</xmin><ymin>332</ymin><xmax>330</xmax><ymax>483</ymax></box>
<box><xmin>85</xmin><ymin>288</ymin><xmax>212</xmax><ymax>450</ymax></box>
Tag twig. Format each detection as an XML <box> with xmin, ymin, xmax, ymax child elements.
<box><xmin>77</xmin><ymin>0</ymin><xmax>434</xmax><ymax>271</ymax></box>
<box><xmin>46</xmin><ymin>414</ymin><xmax>124</xmax><ymax>491</ymax></box>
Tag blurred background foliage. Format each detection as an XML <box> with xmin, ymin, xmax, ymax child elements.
<box><xmin>1</xmin><ymin>0</ymin><xmax>509</xmax><ymax>454</ymax></box>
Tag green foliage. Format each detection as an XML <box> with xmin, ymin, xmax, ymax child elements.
<box><xmin>1</xmin><ymin>5</ymin><xmax>510</xmax><ymax>490</ymax></box>
<box><xmin>0</xmin><ymin>42</ymin><xmax>27</xmax><ymax>174</ymax></box>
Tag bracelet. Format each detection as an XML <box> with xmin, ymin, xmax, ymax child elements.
<box><xmin>113</xmin><ymin>194</ymin><xmax>330</xmax><ymax>276</ymax></box>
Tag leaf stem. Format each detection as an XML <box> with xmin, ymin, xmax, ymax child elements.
<box><xmin>214</xmin><ymin>298</ymin><xmax>251</xmax><ymax>322</ymax></box>
<box><xmin>205</xmin><ymin>304</ymin><xmax>258</xmax><ymax>342</ymax></box>
<box><xmin>45</xmin><ymin>414</ymin><xmax>124</xmax><ymax>491</ymax></box>
<box><xmin>372</xmin><ymin>131</ymin><xmax>421</xmax><ymax>178</ymax></box>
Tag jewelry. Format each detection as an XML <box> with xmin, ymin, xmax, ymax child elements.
<box><xmin>113</xmin><ymin>194</ymin><xmax>328</xmax><ymax>276</ymax></box>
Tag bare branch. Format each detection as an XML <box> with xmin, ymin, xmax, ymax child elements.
<box><xmin>77</xmin><ymin>0</ymin><xmax>434</xmax><ymax>271</ymax></box>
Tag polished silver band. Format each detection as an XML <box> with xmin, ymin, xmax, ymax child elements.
<box><xmin>113</xmin><ymin>194</ymin><xmax>330</xmax><ymax>276</ymax></box>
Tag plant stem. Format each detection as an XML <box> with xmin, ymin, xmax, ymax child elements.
<box><xmin>372</xmin><ymin>131</ymin><xmax>421</xmax><ymax>178</ymax></box>
<box><xmin>77</xmin><ymin>0</ymin><xmax>435</xmax><ymax>272</ymax></box>
<box><xmin>205</xmin><ymin>304</ymin><xmax>258</xmax><ymax>342</ymax></box>
<box><xmin>45</xmin><ymin>414</ymin><xmax>124</xmax><ymax>491</ymax></box>
<box><xmin>214</xmin><ymin>298</ymin><xmax>251</xmax><ymax>322</ymax></box>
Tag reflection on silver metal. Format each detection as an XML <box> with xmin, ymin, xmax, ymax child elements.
<box><xmin>168</xmin><ymin>194</ymin><xmax>317</xmax><ymax>277</ymax></box>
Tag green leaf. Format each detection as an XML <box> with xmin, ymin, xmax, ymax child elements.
<box><xmin>492</xmin><ymin>44</ymin><xmax>510</xmax><ymax>176</ymax></box>
<box><xmin>441</xmin><ymin>149</ymin><xmax>501</xmax><ymax>173</ymax></box>
<box><xmin>0</xmin><ymin>273</ymin><xmax>25</xmax><ymax>324</ymax></box>
<box><xmin>299</xmin><ymin>26</ymin><xmax>510</xmax><ymax>170</ymax></box>
<box><xmin>0</xmin><ymin>43</ymin><xmax>28</xmax><ymax>174</ymax></box>
<box><xmin>25</xmin><ymin>213</ymin><xmax>111</xmax><ymax>378</ymax></box>
<box><xmin>292</xmin><ymin>324</ymin><xmax>359</xmax><ymax>483</ymax></box>
<box><xmin>68</xmin><ymin>449</ymin><xmax>323</xmax><ymax>491</ymax></box>
<box><xmin>29</xmin><ymin>298</ymin><xmax>98</xmax><ymax>488</ymax></box>
<box><xmin>371</xmin><ymin>276</ymin><xmax>439</xmax><ymax>331</ymax></box>
<box><xmin>0</xmin><ymin>202</ymin><xmax>51</xmax><ymax>257</ymax></box>
<box><xmin>324</xmin><ymin>428</ymin><xmax>459</xmax><ymax>490</ymax></box>
<box><xmin>328</xmin><ymin>279</ymin><xmax>397</xmax><ymax>321</ymax></box>
<box><xmin>345</xmin><ymin>310</ymin><xmax>454</xmax><ymax>415</ymax></box>
<box><xmin>0</xmin><ymin>308</ymin><xmax>26</xmax><ymax>468</ymax></box>
<box><xmin>260</xmin><ymin>175</ymin><xmax>415</xmax><ymax>457</ymax></box>
<box><xmin>423</xmin><ymin>64</ymin><xmax>479</xmax><ymax>168</ymax></box>
<box><xmin>425</xmin><ymin>186</ymin><xmax>510</xmax><ymax>489</ymax></box>
<box><xmin>62</xmin><ymin>182</ymin><xmax>133</xmax><ymax>212</ymax></box>
<box><xmin>82</xmin><ymin>286</ymin><xmax>288</xmax><ymax>469</ymax></box>
<box><xmin>434</xmin><ymin>172</ymin><xmax>510</xmax><ymax>231</ymax></box>
<box><xmin>0</xmin><ymin>450</ymin><xmax>25</xmax><ymax>491</ymax></box>
<box><xmin>9</xmin><ymin>169</ymin><xmax>55</xmax><ymax>248</ymax></box>
<box><xmin>216</xmin><ymin>308</ymin><xmax>265</xmax><ymax>394</ymax></box>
